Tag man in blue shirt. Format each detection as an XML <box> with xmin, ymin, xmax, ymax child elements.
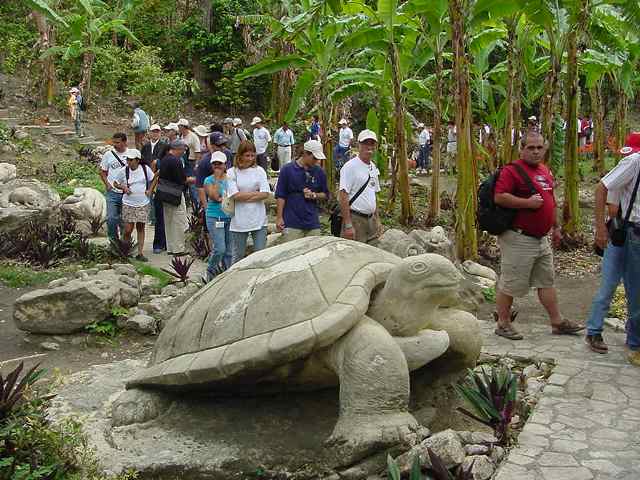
<box><xmin>275</xmin><ymin>139</ymin><xmax>329</xmax><ymax>242</ymax></box>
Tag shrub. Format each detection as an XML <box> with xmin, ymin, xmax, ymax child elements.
<box><xmin>163</xmin><ymin>256</ymin><xmax>195</xmax><ymax>285</ymax></box>
<box><xmin>52</xmin><ymin>160</ymin><xmax>105</xmax><ymax>199</ymax></box>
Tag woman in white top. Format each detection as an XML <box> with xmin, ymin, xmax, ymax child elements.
<box><xmin>113</xmin><ymin>149</ymin><xmax>155</xmax><ymax>261</ymax></box>
<box><xmin>227</xmin><ymin>141</ymin><xmax>272</xmax><ymax>265</ymax></box>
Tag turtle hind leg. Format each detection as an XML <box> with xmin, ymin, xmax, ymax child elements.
<box><xmin>324</xmin><ymin>317</ymin><xmax>424</xmax><ymax>464</ymax></box>
<box><xmin>111</xmin><ymin>389</ymin><xmax>171</xmax><ymax>427</ymax></box>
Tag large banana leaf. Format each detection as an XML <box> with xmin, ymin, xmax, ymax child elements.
<box><xmin>25</xmin><ymin>0</ymin><xmax>69</xmax><ymax>27</ymax></box>
<box><xmin>329</xmin><ymin>81</ymin><xmax>376</xmax><ymax>103</ymax></box>
<box><xmin>236</xmin><ymin>55</ymin><xmax>312</xmax><ymax>80</ymax></box>
<box><xmin>284</xmin><ymin>70</ymin><xmax>317</xmax><ymax>123</ymax></box>
<box><xmin>326</xmin><ymin>68</ymin><xmax>383</xmax><ymax>84</ymax></box>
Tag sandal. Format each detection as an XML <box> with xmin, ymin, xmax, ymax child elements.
<box><xmin>494</xmin><ymin>325</ymin><xmax>524</xmax><ymax>340</ymax></box>
<box><xmin>552</xmin><ymin>320</ymin><xmax>585</xmax><ymax>335</ymax></box>
<box><xmin>493</xmin><ymin>310</ymin><xmax>519</xmax><ymax>323</ymax></box>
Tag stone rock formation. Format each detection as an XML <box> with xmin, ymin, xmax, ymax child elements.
<box><xmin>0</xmin><ymin>177</ymin><xmax>60</xmax><ymax>234</ymax></box>
<box><xmin>60</xmin><ymin>187</ymin><xmax>106</xmax><ymax>232</ymax></box>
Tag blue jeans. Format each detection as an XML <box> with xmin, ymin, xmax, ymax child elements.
<box><xmin>152</xmin><ymin>197</ymin><xmax>166</xmax><ymax>251</ymax></box>
<box><xmin>230</xmin><ymin>227</ymin><xmax>267</xmax><ymax>265</ymax></box>
<box><xmin>74</xmin><ymin>111</ymin><xmax>83</xmax><ymax>136</ymax></box>
<box><xmin>206</xmin><ymin>216</ymin><xmax>231</xmax><ymax>273</ymax></box>
<box><xmin>105</xmin><ymin>190</ymin><xmax>123</xmax><ymax>240</ymax></box>
<box><xmin>586</xmin><ymin>242</ymin><xmax>624</xmax><ymax>336</ymax></box>
<box><xmin>623</xmin><ymin>226</ymin><xmax>640</xmax><ymax>350</ymax></box>
<box><xmin>417</xmin><ymin>144</ymin><xmax>431</xmax><ymax>169</ymax></box>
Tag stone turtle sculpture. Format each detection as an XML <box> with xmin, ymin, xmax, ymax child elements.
<box><xmin>114</xmin><ymin>237</ymin><xmax>472</xmax><ymax>458</ymax></box>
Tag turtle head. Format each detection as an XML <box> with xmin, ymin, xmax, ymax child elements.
<box><xmin>368</xmin><ymin>254</ymin><xmax>464</xmax><ymax>336</ymax></box>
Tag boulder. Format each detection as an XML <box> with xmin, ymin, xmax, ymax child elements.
<box><xmin>60</xmin><ymin>187</ymin><xmax>106</xmax><ymax>229</ymax></box>
<box><xmin>396</xmin><ymin>429</ymin><xmax>465</xmax><ymax>472</ymax></box>
<box><xmin>0</xmin><ymin>178</ymin><xmax>60</xmax><ymax>234</ymax></box>
<box><xmin>409</xmin><ymin>227</ymin><xmax>455</xmax><ymax>261</ymax></box>
<box><xmin>14</xmin><ymin>269</ymin><xmax>141</xmax><ymax>334</ymax></box>
<box><xmin>0</xmin><ymin>163</ymin><xmax>16</xmax><ymax>183</ymax></box>
<box><xmin>117</xmin><ymin>314</ymin><xmax>156</xmax><ymax>335</ymax></box>
<box><xmin>378</xmin><ymin>228</ymin><xmax>425</xmax><ymax>258</ymax></box>
<box><xmin>461</xmin><ymin>455</ymin><xmax>495</xmax><ymax>480</ymax></box>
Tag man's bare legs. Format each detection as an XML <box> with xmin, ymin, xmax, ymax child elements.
<box><xmin>496</xmin><ymin>289</ymin><xmax>514</xmax><ymax>329</ymax></box>
<box><xmin>537</xmin><ymin>287</ymin><xmax>563</xmax><ymax>327</ymax></box>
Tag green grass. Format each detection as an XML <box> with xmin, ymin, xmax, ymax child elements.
<box><xmin>0</xmin><ymin>262</ymin><xmax>74</xmax><ymax>288</ymax></box>
<box><xmin>131</xmin><ymin>260</ymin><xmax>172</xmax><ymax>289</ymax></box>
<box><xmin>51</xmin><ymin>159</ymin><xmax>105</xmax><ymax>199</ymax></box>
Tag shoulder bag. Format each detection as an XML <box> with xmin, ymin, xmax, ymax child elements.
<box><xmin>329</xmin><ymin>175</ymin><xmax>370</xmax><ymax>237</ymax></box>
<box><xmin>609</xmin><ymin>169</ymin><xmax>640</xmax><ymax>247</ymax></box>
<box><xmin>221</xmin><ymin>169</ymin><xmax>236</xmax><ymax>216</ymax></box>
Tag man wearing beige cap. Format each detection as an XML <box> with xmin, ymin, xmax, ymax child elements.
<box><xmin>141</xmin><ymin>124</ymin><xmax>168</xmax><ymax>168</ymax></box>
<box><xmin>339</xmin><ymin>129</ymin><xmax>382</xmax><ymax>243</ymax></box>
<box><xmin>275</xmin><ymin>139</ymin><xmax>329</xmax><ymax>243</ymax></box>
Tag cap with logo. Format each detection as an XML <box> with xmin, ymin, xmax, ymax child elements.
<box><xmin>209</xmin><ymin>131</ymin><xmax>228</xmax><ymax>146</ymax></box>
<box><xmin>250</xmin><ymin>116</ymin><xmax>262</xmax><ymax>126</ymax></box>
<box><xmin>357</xmin><ymin>129</ymin><xmax>378</xmax><ymax>143</ymax></box>
<box><xmin>620</xmin><ymin>132</ymin><xmax>640</xmax><ymax>155</ymax></box>
<box><xmin>210</xmin><ymin>151</ymin><xmax>227</xmax><ymax>164</ymax></box>
<box><xmin>303</xmin><ymin>139</ymin><xmax>326</xmax><ymax>160</ymax></box>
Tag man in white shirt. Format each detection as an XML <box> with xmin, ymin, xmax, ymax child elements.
<box><xmin>339</xmin><ymin>129</ymin><xmax>382</xmax><ymax>244</ymax></box>
<box><xmin>594</xmin><ymin>132</ymin><xmax>640</xmax><ymax>366</ymax></box>
<box><xmin>273</xmin><ymin>120</ymin><xmax>295</xmax><ymax>171</ymax></box>
<box><xmin>99</xmin><ymin>132</ymin><xmax>129</xmax><ymax>240</ymax></box>
<box><xmin>334</xmin><ymin>118</ymin><xmax>354</xmax><ymax>173</ymax></box>
<box><xmin>417</xmin><ymin>123</ymin><xmax>431</xmax><ymax>174</ymax></box>
<box><xmin>251</xmin><ymin>116</ymin><xmax>272</xmax><ymax>172</ymax></box>
<box><xmin>177</xmin><ymin>118</ymin><xmax>201</xmax><ymax>210</ymax></box>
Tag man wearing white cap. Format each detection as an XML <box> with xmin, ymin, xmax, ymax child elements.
<box><xmin>334</xmin><ymin>118</ymin><xmax>353</xmax><ymax>172</ymax></box>
<box><xmin>275</xmin><ymin>139</ymin><xmax>329</xmax><ymax>242</ymax></box>
<box><xmin>141</xmin><ymin>124</ymin><xmax>169</xmax><ymax>168</ymax></box>
<box><xmin>229</xmin><ymin>118</ymin><xmax>247</xmax><ymax>159</ymax></box>
<box><xmin>339</xmin><ymin>129</ymin><xmax>382</xmax><ymax>243</ymax></box>
<box><xmin>177</xmin><ymin>118</ymin><xmax>201</xmax><ymax>210</ymax></box>
<box><xmin>251</xmin><ymin>116</ymin><xmax>272</xmax><ymax>171</ymax></box>
<box><xmin>99</xmin><ymin>132</ymin><xmax>130</xmax><ymax>240</ymax></box>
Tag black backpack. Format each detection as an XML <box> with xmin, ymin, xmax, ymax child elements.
<box><xmin>78</xmin><ymin>95</ymin><xmax>87</xmax><ymax>112</ymax></box>
<box><xmin>477</xmin><ymin>163</ymin><xmax>537</xmax><ymax>235</ymax></box>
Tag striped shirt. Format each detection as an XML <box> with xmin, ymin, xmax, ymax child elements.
<box><xmin>601</xmin><ymin>153</ymin><xmax>640</xmax><ymax>223</ymax></box>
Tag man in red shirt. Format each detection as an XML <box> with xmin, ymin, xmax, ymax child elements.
<box><xmin>493</xmin><ymin>132</ymin><xmax>584</xmax><ymax>339</ymax></box>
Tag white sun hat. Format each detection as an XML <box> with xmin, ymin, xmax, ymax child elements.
<box><xmin>250</xmin><ymin>116</ymin><xmax>262</xmax><ymax>126</ymax></box>
<box><xmin>303</xmin><ymin>139</ymin><xmax>326</xmax><ymax>160</ymax></box>
<box><xmin>338</xmin><ymin>118</ymin><xmax>348</xmax><ymax>125</ymax></box>
<box><xmin>177</xmin><ymin>118</ymin><xmax>190</xmax><ymax>127</ymax></box>
<box><xmin>163</xmin><ymin>122</ymin><xmax>179</xmax><ymax>132</ymax></box>
<box><xmin>210</xmin><ymin>151</ymin><xmax>227</xmax><ymax>164</ymax></box>
<box><xmin>357</xmin><ymin>129</ymin><xmax>378</xmax><ymax>143</ymax></box>
<box><xmin>149</xmin><ymin>124</ymin><xmax>162</xmax><ymax>131</ymax></box>
<box><xmin>125</xmin><ymin>148</ymin><xmax>141</xmax><ymax>159</ymax></box>
<box><xmin>193</xmin><ymin>125</ymin><xmax>210</xmax><ymax>137</ymax></box>
<box><xmin>232</xmin><ymin>117</ymin><xmax>243</xmax><ymax>126</ymax></box>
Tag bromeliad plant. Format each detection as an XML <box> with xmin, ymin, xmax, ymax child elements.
<box><xmin>163</xmin><ymin>256</ymin><xmax>195</xmax><ymax>285</ymax></box>
<box><xmin>1</xmin><ymin>362</ymin><xmax>45</xmax><ymax>422</ymax></box>
<box><xmin>386</xmin><ymin>450</ymin><xmax>474</xmax><ymax>480</ymax></box>
<box><xmin>455</xmin><ymin>364</ymin><xmax>518</xmax><ymax>445</ymax></box>
<box><xmin>109</xmin><ymin>237</ymin><xmax>137</xmax><ymax>261</ymax></box>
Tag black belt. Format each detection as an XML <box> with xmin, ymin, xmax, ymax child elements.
<box><xmin>511</xmin><ymin>228</ymin><xmax>544</xmax><ymax>240</ymax></box>
<box><xmin>277</xmin><ymin>144</ymin><xmax>292</xmax><ymax>148</ymax></box>
<box><xmin>351</xmin><ymin>209</ymin><xmax>374</xmax><ymax>219</ymax></box>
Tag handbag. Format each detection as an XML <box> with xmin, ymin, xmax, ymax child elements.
<box><xmin>608</xmin><ymin>169</ymin><xmax>640</xmax><ymax>247</ymax></box>
<box><xmin>329</xmin><ymin>175</ymin><xmax>370</xmax><ymax>237</ymax></box>
<box><xmin>155</xmin><ymin>178</ymin><xmax>183</xmax><ymax>206</ymax></box>
<box><xmin>221</xmin><ymin>170</ymin><xmax>236</xmax><ymax>216</ymax></box>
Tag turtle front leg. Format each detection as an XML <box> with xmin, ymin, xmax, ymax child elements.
<box><xmin>394</xmin><ymin>329</ymin><xmax>450</xmax><ymax>371</ymax></box>
<box><xmin>324</xmin><ymin>316</ymin><xmax>424</xmax><ymax>463</ymax></box>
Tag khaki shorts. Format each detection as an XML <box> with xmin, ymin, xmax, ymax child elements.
<box><xmin>281</xmin><ymin>227</ymin><xmax>320</xmax><ymax>243</ymax></box>
<box><xmin>498</xmin><ymin>229</ymin><xmax>554</xmax><ymax>298</ymax></box>
<box><xmin>343</xmin><ymin>212</ymin><xmax>380</xmax><ymax>244</ymax></box>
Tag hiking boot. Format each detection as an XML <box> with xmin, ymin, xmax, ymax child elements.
<box><xmin>627</xmin><ymin>350</ymin><xmax>640</xmax><ymax>367</ymax></box>
<box><xmin>551</xmin><ymin>320</ymin><xmax>585</xmax><ymax>335</ymax></box>
<box><xmin>585</xmin><ymin>334</ymin><xmax>608</xmax><ymax>354</ymax></box>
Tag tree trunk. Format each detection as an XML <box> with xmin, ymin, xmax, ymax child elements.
<box><xmin>31</xmin><ymin>10</ymin><xmax>55</xmax><ymax>106</ymax></box>
<box><xmin>429</xmin><ymin>47</ymin><xmax>444</xmax><ymax>222</ymax></box>
<box><xmin>320</xmin><ymin>80</ymin><xmax>335</xmax><ymax>190</ymax></box>
<box><xmin>192</xmin><ymin>0</ymin><xmax>214</xmax><ymax>97</ymax></box>
<box><xmin>501</xmin><ymin>18</ymin><xmax>517</xmax><ymax>166</ymax></box>
<box><xmin>390</xmin><ymin>43</ymin><xmax>413</xmax><ymax>225</ymax></box>
<box><xmin>615</xmin><ymin>88</ymin><xmax>628</xmax><ymax>153</ymax></box>
<box><xmin>80</xmin><ymin>52</ymin><xmax>95</xmax><ymax>98</ymax></box>
<box><xmin>511</xmin><ymin>52</ymin><xmax>523</xmax><ymax>162</ymax></box>
<box><xmin>450</xmin><ymin>0</ymin><xmax>478</xmax><ymax>260</ymax></box>
<box><xmin>562</xmin><ymin>29</ymin><xmax>580</xmax><ymax>237</ymax></box>
<box><xmin>541</xmin><ymin>40</ymin><xmax>561</xmax><ymax>171</ymax></box>
<box><xmin>590</xmin><ymin>82</ymin><xmax>605</xmax><ymax>175</ymax></box>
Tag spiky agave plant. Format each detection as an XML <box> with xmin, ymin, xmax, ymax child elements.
<box><xmin>89</xmin><ymin>214</ymin><xmax>105</xmax><ymax>236</ymax></box>
<box><xmin>162</xmin><ymin>256</ymin><xmax>195</xmax><ymax>285</ymax></box>
<box><xmin>455</xmin><ymin>364</ymin><xmax>518</xmax><ymax>445</ymax></box>
<box><xmin>386</xmin><ymin>450</ymin><xmax>474</xmax><ymax>480</ymax></box>
<box><xmin>109</xmin><ymin>237</ymin><xmax>137</xmax><ymax>261</ymax></box>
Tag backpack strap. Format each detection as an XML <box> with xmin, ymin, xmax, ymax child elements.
<box><xmin>349</xmin><ymin>175</ymin><xmax>371</xmax><ymax>206</ymax></box>
<box><xmin>511</xmin><ymin>163</ymin><xmax>538</xmax><ymax>196</ymax></box>
<box><xmin>143</xmin><ymin>165</ymin><xmax>149</xmax><ymax>189</ymax></box>
<box><xmin>623</xmin><ymin>169</ymin><xmax>640</xmax><ymax>226</ymax></box>
<box><xmin>112</xmin><ymin>151</ymin><xmax>125</xmax><ymax>167</ymax></box>
<box><xmin>125</xmin><ymin>166</ymin><xmax>130</xmax><ymax>186</ymax></box>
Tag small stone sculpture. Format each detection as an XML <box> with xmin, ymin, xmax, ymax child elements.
<box><xmin>113</xmin><ymin>237</ymin><xmax>479</xmax><ymax>460</ymax></box>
